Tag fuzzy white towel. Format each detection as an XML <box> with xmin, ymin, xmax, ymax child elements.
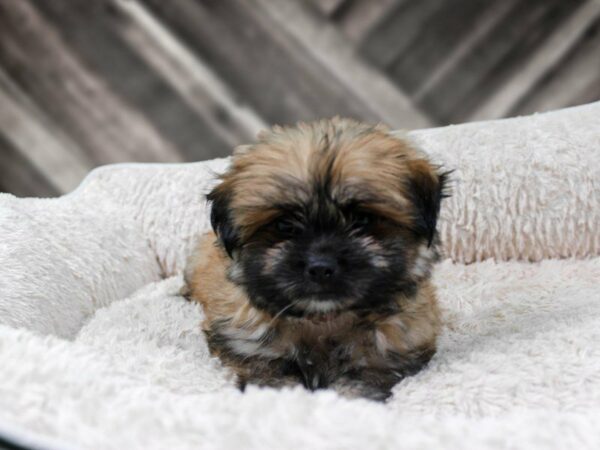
<box><xmin>0</xmin><ymin>103</ymin><xmax>599</xmax><ymax>449</ymax></box>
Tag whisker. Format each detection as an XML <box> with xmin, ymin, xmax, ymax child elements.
<box><xmin>269</xmin><ymin>300</ymin><xmax>300</xmax><ymax>326</ymax></box>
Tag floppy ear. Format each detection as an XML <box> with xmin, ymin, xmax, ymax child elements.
<box><xmin>406</xmin><ymin>160</ymin><xmax>449</xmax><ymax>247</ymax></box>
<box><xmin>206</xmin><ymin>186</ymin><xmax>240</xmax><ymax>258</ymax></box>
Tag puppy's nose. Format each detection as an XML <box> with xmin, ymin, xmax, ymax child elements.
<box><xmin>306</xmin><ymin>256</ymin><xmax>338</xmax><ymax>283</ymax></box>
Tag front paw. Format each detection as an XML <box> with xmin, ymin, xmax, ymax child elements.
<box><xmin>330</xmin><ymin>377</ymin><xmax>393</xmax><ymax>402</ymax></box>
<box><xmin>236</xmin><ymin>373</ymin><xmax>301</xmax><ymax>391</ymax></box>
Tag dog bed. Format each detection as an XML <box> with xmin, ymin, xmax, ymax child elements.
<box><xmin>0</xmin><ymin>102</ymin><xmax>598</xmax><ymax>449</ymax></box>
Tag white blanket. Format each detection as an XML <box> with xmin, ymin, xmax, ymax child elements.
<box><xmin>0</xmin><ymin>103</ymin><xmax>599</xmax><ymax>449</ymax></box>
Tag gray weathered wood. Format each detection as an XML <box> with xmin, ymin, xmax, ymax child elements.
<box><xmin>0</xmin><ymin>69</ymin><xmax>92</xmax><ymax>194</ymax></box>
<box><xmin>417</xmin><ymin>0</ymin><xmax>582</xmax><ymax>122</ymax></box>
<box><xmin>387</xmin><ymin>0</ymin><xmax>496</xmax><ymax>93</ymax></box>
<box><xmin>306</xmin><ymin>0</ymin><xmax>349</xmax><ymax>17</ymax></box>
<box><xmin>114</xmin><ymin>0</ymin><xmax>267</xmax><ymax>146</ymax></box>
<box><xmin>0</xmin><ymin>0</ymin><xmax>181</xmax><ymax>164</ymax></box>
<box><xmin>413</xmin><ymin>0</ymin><xmax>517</xmax><ymax>102</ymax></box>
<box><xmin>32</xmin><ymin>0</ymin><xmax>231</xmax><ymax>161</ymax></box>
<box><xmin>0</xmin><ymin>133</ymin><xmax>60</xmax><ymax>197</ymax></box>
<box><xmin>335</xmin><ymin>0</ymin><xmax>402</xmax><ymax>43</ymax></box>
<box><xmin>514</xmin><ymin>17</ymin><xmax>600</xmax><ymax>116</ymax></box>
<box><xmin>469</xmin><ymin>0</ymin><xmax>600</xmax><ymax>121</ymax></box>
<box><xmin>0</xmin><ymin>0</ymin><xmax>598</xmax><ymax>198</ymax></box>
<box><xmin>359</xmin><ymin>0</ymin><xmax>442</xmax><ymax>69</ymax></box>
<box><xmin>141</xmin><ymin>0</ymin><xmax>385</xmax><ymax>124</ymax></box>
<box><xmin>254</xmin><ymin>0</ymin><xmax>431</xmax><ymax>129</ymax></box>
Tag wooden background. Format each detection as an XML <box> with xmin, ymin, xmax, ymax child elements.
<box><xmin>1</xmin><ymin>0</ymin><xmax>599</xmax><ymax>197</ymax></box>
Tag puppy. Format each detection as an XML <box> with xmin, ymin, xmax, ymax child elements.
<box><xmin>186</xmin><ymin>118</ymin><xmax>448</xmax><ymax>401</ymax></box>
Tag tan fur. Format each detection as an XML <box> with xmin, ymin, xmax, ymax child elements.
<box><xmin>209</xmin><ymin>117</ymin><xmax>438</xmax><ymax>240</ymax></box>
<box><xmin>186</xmin><ymin>232</ymin><xmax>269</xmax><ymax>335</ymax></box>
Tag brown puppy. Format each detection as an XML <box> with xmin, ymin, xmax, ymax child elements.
<box><xmin>186</xmin><ymin>118</ymin><xmax>448</xmax><ymax>401</ymax></box>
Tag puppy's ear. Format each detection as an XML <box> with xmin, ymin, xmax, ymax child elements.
<box><xmin>406</xmin><ymin>160</ymin><xmax>449</xmax><ymax>247</ymax></box>
<box><xmin>206</xmin><ymin>187</ymin><xmax>239</xmax><ymax>258</ymax></box>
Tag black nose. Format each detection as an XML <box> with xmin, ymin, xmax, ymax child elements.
<box><xmin>306</xmin><ymin>256</ymin><xmax>338</xmax><ymax>283</ymax></box>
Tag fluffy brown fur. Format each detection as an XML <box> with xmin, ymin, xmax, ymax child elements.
<box><xmin>186</xmin><ymin>118</ymin><xmax>448</xmax><ymax>401</ymax></box>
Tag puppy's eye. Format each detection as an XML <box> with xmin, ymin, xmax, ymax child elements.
<box><xmin>351</xmin><ymin>212</ymin><xmax>375</xmax><ymax>229</ymax></box>
<box><xmin>274</xmin><ymin>218</ymin><xmax>301</xmax><ymax>236</ymax></box>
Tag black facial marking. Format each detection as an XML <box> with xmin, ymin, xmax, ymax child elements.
<box><xmin>207</xmin><ymin>188</ymin><xmax>239</xmax><ymax>258</ymax></box>
<box><xmin>406</xmin><ymin>169</ymin><xmax>450</xmax><ymax>247</ymax></box>
<box><xmin>235</xmin><ymin>187</ymin><xmax>416</xmax><ymax>316</ymax></box>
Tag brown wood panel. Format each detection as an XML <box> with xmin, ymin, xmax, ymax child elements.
<box><xmin>111</xmin><ymin>1</ymin><xmax>267</xmax><ymax>145</ymax></box>
<box><xmin>254</xmin><ymin>0</ymin><xmax>431</xmax><ymax>128</ymax></box>
<box><xmin>0</xmin><ymin>67</ymin><xmax>93</xmax><ymax>193</ymax></box>
<box><xmin>0</xmin><ymin>0</ymin><xmax>180</xmax><ymax>164</ymax></box>
<box><xmin>0</xmin><ymin>0</ymin><xmax>598</xmax><ymax>198</ymax></box>
<box><xmin>0</xmin><ymin>133</ymin><xmax>59</xmax><ymax>198</ymax></box>
<box><xmin>513</xmin><ymin>16</ymin><xmax>600</xmax><ymax>116</ymax></box>
<box><xmin>306</xmin><ymin>0</ymin><xmax>349</xmax><ymax>17</ymax></box>
<box><xmin>142</xmin><ymin>0</ymin><xmax>384</xmax><ymax>124</ymax></box>
<box><xmin>386</xmin><ymin>0</ymin><xmax>497</xmax><ymax>93</ymax></box>
<box><xmin>359</xmin><ymin>0</ymin><xmax>443</xmax><ymax>69</ymax></box>
<box><xmin>415</xmin><ymin>0</ymin><xmax>584</xmax><ymax>123</ymax></box>
<box><xmin>334</xmin><ymin>0</ymin><xmax>406</xmax><ymax>44</ymax></box>
<box><xmin>33</xmin><ymin>0</ymin><xmax>235</xmax><ymax>161</ymax></box>
<box><xmin>469</xmin><ymin>0</ymin><xmax>600</xmax><ymax>120</ymax></box>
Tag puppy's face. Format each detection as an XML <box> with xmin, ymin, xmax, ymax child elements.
<box><xmin>208</xmin><ymin>119</ymin><xmax>447</xmax><ymax>317</ymax></box>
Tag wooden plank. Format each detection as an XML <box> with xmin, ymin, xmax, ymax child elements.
<box><xmin>0</xmin><ymin>133</ymin><xmax>61</xmax><ymax>198</ymax></box>
<box><xmin>415</xmin><ymin>0</ymin><xmax>582</xmax><ymax>123</ymax></box>
<box><xmin>335</xmin><ymin>0</ymin><xmax>401</xmax><ymax>43</ymax></box>
<box><xmin>0</xmin><ymin>0</ymin><xmax>181</xmax><ymax>164</ymax></box>
<box><xmin>141</xmin><ymin>0</ymin><xmax>391</xmax><ymax>125</ymax></box>
<box><xmin>0</xmin><ymin>69</ymin><xmax>92</xmax><ymax>194</ymax></box>
<box><xmin>513</xmin><ymin>17</ymin><xmax>600</xmax><ymax>116</ymax></box>
<box><xmin>387</xmin><ymin>0</ymin><xmax>498</xmax><ymax>93</ymax></box>
<box><xmin>252</xmin><ymin>0</ymin><xmax>432</xmax><ymax>128</ymax></box>
<box><xmin>413</xmin><ymin>0</ymin><xmax>516</xmax><ymax>102</ymax></box>
<box><xmin>32</xmin><ymin>0</ymin><xmax>232</xmax><ymax>161</ymax></box>
<box><xmin>113</xmin><ymin>0</ymin><xmax>267</xmax><ymax>146</ymax></box>
<box><xmin>359</xmin><ymin>0</ymin><xmax>442</xmax><ymax>69</ymax></box>
<box><xmin>468</xmin><ymin>0</ymin><xmax>600</xmax><ymax>121</ymax></box>
<box><xmin>306</xmin><ymin>0</ymin><xmax>349</xmax><ymax>17</ymax></box>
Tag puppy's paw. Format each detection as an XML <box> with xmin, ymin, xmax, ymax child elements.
<box><xmin>330</xmin><ymin>377</ymin><xmax>393</xmax><ymax>402</ymax></box>
<box><xmin>236</xmin><ymin>373</ymin><xmax>301</xmax><ymax>392</ymax></box>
